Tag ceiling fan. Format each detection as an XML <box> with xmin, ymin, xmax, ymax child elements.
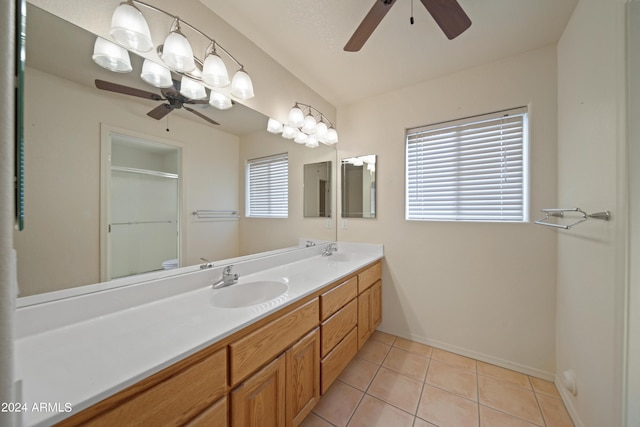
<box><xmin>94</xmin><ymin>79</ymin><xmax>220</xmax><ymax>126</ymax></box>
<box><xmin>344</xmin><ymin>0</ymin><xmax>471</xmax><ymax>52</ymax></box>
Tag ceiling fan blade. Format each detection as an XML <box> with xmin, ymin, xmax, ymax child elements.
<box><xmin>419</xmin><ymin>0</ymin><xmax>471</xmax><ymax>40</ymax></box>
<box><xmin>147</xmin><ymin>104</ymin><xmax>173</xmax><ymax>120</ymax></box>
<box><xmin>344</xmin><ymin>0</ymin><xmax>397</xmax><ymax>52</ymax></box>
<box><xmin>184</xmin><ymin>106</ymin><xmax>220</xmax><ymax>126</ymax></box>
<box><xmin>95</xmin><ymin>79</ymin><xmax>163</xmax><ymax>101</ymax></box>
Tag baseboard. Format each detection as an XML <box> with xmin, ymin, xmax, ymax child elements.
<box><xmin>378</xmin><ymin>327</ymin><xmax>556</xmax><ymax>381</ymax></box>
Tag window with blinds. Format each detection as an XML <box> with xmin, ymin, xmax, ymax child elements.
<box><xmin>246</xmin><ymin>153</ymin><xmax>289</xmax><ymax>218</ymax></box>
<box><xmin>406</xmin><ymin>107</ymin><xmax>528</xmax><ymax>222</ymax></box>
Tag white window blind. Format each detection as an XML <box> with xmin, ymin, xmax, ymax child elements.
<box><xmin>246</xmin><ymin>153</ymin><xmax>288</xmax><ymax>218</ymax></box>
<box><xmin>406</xmin><ymin>107</ymin><xmax>528</xmax><ymax>222</ymax></box>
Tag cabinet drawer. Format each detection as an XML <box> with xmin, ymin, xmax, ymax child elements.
<box><xmin>230</xmin><ymin>299</ymin><xmax>319</xmax><ymax>386</ymax></box>
<box><xmin>320</xmin><ymin>276</ymin><xmax>357</xmax><ymax>321</ymax></box>
<box><xmin>358</xmin><ymin>262</ymin><xmax>381</xmax><ymax>293</ymax></box>
<box><xmin>321</xmin><ymin>299</ymin><xmax>357</xmax><ymax>358</ymax></box>
<box><xmin>86</xmin><ymin>348</ymin><xmax>227</xmax><ymax>426</ymax></box>
<box><xmin>320</xmin><ymin>327</ymin><xmax>358</xmax><ymax>394</ymax></box>
<box><xmin>186</xmin><ymin>397</ymin><xmax>227</xmax><ymax>427</ymax></box>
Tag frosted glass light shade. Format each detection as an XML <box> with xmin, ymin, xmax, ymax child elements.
<box><xmin>294</xmin><ymin>132</ymin><xmax>308</xmax><ymax>144</ymax></box>
<box><xmin>140</xmin><ymin>59</ymin><xmax>173</xmax><ymax>88</ymax></box>
<box><xmin>301</xmin><ymin>114</ymin><xmax>317</xmax><ymax>134</ymax></box>
<box><xmin>162</xmin><ymin>30</ymin><xmax>195</xmax><ymax>72</ymax></box>
<box><xmin>305</xmin><ymin>135</ymin><xmax>319</xmax><ymax>148</ymax></box>
<box><xmin>288</xmin><ymin>106</ymin><xmax>304</xmax><ymax>128</ymax></box>
<box><xmin>202</xmin><ymin>53</ymin><xmax>230</xmax><ymax>87</ymax></box>
<box><xmin>267</xmin><ymin>118</ymin><xmax>284</xmax><ymax>134</ymax></box>
<box><xmin>326</xmin><ymin>128</ymin><xmax>338</xmax><ymax>144</ymax></box>
<box><xmin>180</xmin><ymin>76</ymin><xmax>207</xmax><ymax>100</ymax></box>
<box><xmin>110</xmin><ymin>1</ymin><xmax>153</xmax><ymax>52</ymax></box>
<box><xmin>92</xmin><ymin>37</ymin><xmax>132</xmax><ymax>73</ymax></box>
<box><xmin>315</xmin><ymin>121</ymin><xmax>328</xmax><ymax>142</ymax></box>
<box><xmin>282</xmin><ymin>126</ymin><xmax>298</xmax><ymax>139</ymax></box>
<box><xmin>209</xmin><ymin>91</ymin><xmax>232</xmax><ymax>110</ymax></box>
<box><xmin>230</xmin><ymin>69</ymin><xmax>254</xmax><ymax>99</ymax></box>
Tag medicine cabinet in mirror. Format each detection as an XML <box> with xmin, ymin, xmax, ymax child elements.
<box><xmin>341</xmin><ymin>155</ymin><xmax>376</xmax><ymax>219</ymax></box>
<box><xmin>303</xmin><ymin>161</ymin><xmax>332</xmax><ymax>218</ymax></box>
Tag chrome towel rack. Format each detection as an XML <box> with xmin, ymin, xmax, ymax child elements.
<box><xmin>192</xmin><ymin>210</ymin><xmax>239</xmax><ymax>220</ymax></box>
<box><xmin>534</xmin><ymin>208</ymin><xmax>610</xmax><ymax>230</ymax></box>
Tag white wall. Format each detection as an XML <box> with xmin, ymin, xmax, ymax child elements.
<box><xmin>556</xmin><ymin>0</ymin><xmax>628</xmax><ymax>426</ymax></box>
<box><xmin>337</xmin><ymin>45</ymin><xmax>559</xmax><ymax>377</ymax></box>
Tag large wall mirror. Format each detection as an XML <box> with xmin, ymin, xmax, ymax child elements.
<box><xmin>341</xmin><ymin>155</ymin><xmax>376</xmax><ymax>219</ymax></box>
<box><xmin>15</xmin><ymin>3</ymin><xmax>337</xmax><ymax>301</ymax></box>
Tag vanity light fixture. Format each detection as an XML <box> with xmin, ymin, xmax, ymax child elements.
<box><xmin>209</xmin><ymin>91</ymin><xmax>233</xmax><ymax>110</ymax></box>
<box><xmin>180</xmin><ymin>76</ymin><xmax>207</xmax><ymax>100</ymax></box>
<box><xmin>93</xmin><ymin>0</ymin><xmax>255</xmax><ymax>102</ymax></box>
<box><xmin>268</xmin><ymin>102</ymin><xmax>339</xmax><ymax>147</ymax></box>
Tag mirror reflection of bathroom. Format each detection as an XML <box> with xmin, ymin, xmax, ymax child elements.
<box><xmin>303</xmin><ymin>161</ymin><xmax>332</xmax><ymax>218</ymax></box>
<box><xmin>341</xmin><ymin>155</ymin><xmax>376</xmax><ymax>219</ymax></box>
<box><xmin>105</xmin><ymin>133</ymin><xmax>181</xmax><ymax>280</ymax></box>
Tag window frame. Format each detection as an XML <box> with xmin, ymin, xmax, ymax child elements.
<box><xmin>245</xmin><ymin>152</ymin><xmax>289</xmax><ymax>218</ymax></box>
<box><xmin>405</xmin><ymin>107</ymin><xmax>530</xmax><ymax>223</ymax></box>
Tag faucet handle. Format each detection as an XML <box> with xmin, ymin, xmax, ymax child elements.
<box><xmin>200</xmin><ymin>258</ymin><xmax>214</xmax><ymax>269</ymax></box>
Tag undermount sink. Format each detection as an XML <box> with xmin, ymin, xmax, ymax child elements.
<box><xmin>211</xmin><ymin>280</ymin><xmax>288</xmax><ymax>308</ymax></box>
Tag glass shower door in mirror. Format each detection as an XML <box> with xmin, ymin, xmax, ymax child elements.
<box><xmin>105</xmin><ymin>133</ymin><xmax>180</xmax><ymax>280</ymax></box>
<box><xmin>341</xmin><ymin>155</ymin><xmax>376</xmax><ymax>218</ymax></box>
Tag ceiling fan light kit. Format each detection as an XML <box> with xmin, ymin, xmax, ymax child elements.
<box><xmin>268</xmin><ymin>103</ymin><xmax>339</xmax><ymax>148</ymax></box>
<box><xmin>92</xmin><ymin>0</ymin><xmax>255</xmax><ymax>117</ymax></box>
<box><xmin>344</xmin><ymin>0</ymin><xmax>472</xmax><ymax>52</ymax></box>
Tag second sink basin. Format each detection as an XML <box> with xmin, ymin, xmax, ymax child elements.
<box><xmin>212</xmin><ymin>280</ymin><xmax>288</xmax><ymax>308</ymax></box>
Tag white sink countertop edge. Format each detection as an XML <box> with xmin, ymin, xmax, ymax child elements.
<box><xmin>15</xmin><ymin>242</ymin><xmax>383</xmax><ymax>426</ymax></box>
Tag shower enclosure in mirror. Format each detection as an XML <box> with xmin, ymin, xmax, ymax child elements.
<box><xmin>15</xmin><ymin>3</ymin><xmax>337</xmax><ymax>301</ymax></box>
<box><xmin>342</xmin><ymin>155</ymin><xmax>376</xmax><ymax>219</ymax></box>
<box><xmin>304</xmin><ymin>161</ymin><xmax>332</xmax><ymax>218</ymax></box>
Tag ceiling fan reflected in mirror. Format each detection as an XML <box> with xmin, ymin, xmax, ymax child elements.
<box><xmin>344</xmin><ymin>0</ymin><xmax>471</xmax><ymax>52</ymax></box>
<box><xmin>94</xmin><ymin>79</ymin><xmax>220</xmax><ymax>126</ymax></box>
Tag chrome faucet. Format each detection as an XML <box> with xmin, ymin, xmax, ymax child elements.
<box><xmin>199</xmin><ymin>258</ymin><xmax>214</xmax><ymax>270</ymax></box>
<box><xmin>322</xmin><ymin>243</ymin><xmax>338</xmax><ymax>257</ymax></box>
<box><xmin>212</xmin><ymin>265</ymin><xmax>239</xmax><ymax>289</ymax></box>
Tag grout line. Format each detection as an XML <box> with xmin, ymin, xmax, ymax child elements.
<box><xmin>476</xmin><ymin>360</ymin><xmax>481</xmax><ymax>426</ymax></box>
<box><xmin>529</xmin><ymin>375</ymin><xmax>548</xmax><ymax>427</ymax></box>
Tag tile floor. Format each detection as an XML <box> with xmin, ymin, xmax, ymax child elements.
<box><xmin>301</xmin><ymin>331</ymin><xmax>574</xmax><ymax>427</ymax></box>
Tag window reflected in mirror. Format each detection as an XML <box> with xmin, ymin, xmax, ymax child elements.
<box><xmin>303</xmin><ymin>161</ymin><xmax>332</xmax><ymax>218</ymax></box>
<box><xmin>341</xmin><ymin>155</ymin><xmax>376</xmax><ymax>219</ymax></box>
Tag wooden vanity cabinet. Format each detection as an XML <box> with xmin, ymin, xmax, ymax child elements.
<box><xmin>357</xmin><ymin>262</ymin><xmax>382</xmax><ymax>349</ymax></box>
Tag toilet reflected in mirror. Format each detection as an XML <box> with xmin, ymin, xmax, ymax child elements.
<box><xmin>341</xmin><ymin>155</ymin><xmax>376</xmax><ymax>219</ymax></box>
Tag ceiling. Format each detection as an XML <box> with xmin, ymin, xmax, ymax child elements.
<box><xmin>198</xmin><ymin>0</ymin><xmax>578</xmax><ymax>106</ymax></box>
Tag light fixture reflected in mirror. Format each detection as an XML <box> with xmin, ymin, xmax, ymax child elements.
<box><xmin>180</xmin><ymin>76</ymin><xmax>207</xmax><ymax>99</ymax></box>
<box><xmin>269</xmin><ymin>102</ymin><xmax>338</xmax><ymax>148</ymax></box>
<box><xmin>209</xmin><ymin>91</ymin><xmax>232</xmax><ymax>110</ymax></box>
<box><xmin>230</xmin><ymin>67</ymin><xmax>254</xmax><ymax>100</ymax></box>
<box><xmin>140</xmin><ymin>59</ymin><xmax>172</xmax><ymax>88</ymax></box>
<box><xmin>202</xmin><ymin>44</ymin><xmax>230</xmax><ymax>88</ymax></box>
<box><xmin>161</xmin><ymin>20</ymin><xmax>196</xmax><ymax>73</ymax></box>
<box><xmin>92</xmin><ymin>37</ymin><xmax>132</xmax><ymax>73</ymax></box>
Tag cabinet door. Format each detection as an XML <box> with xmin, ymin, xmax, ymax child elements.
<box><xmin>186</xmin><ymin>397</ymin><xmax>227</xmax><ymax>427</ymax></box>
<box><xmin>231</xmin><ymin>355</ymin><xmax>286</xmax><ymax>427</ymax></box>
<box><xmin>358</xmin><ymin>287</ymin><xmax>372</xmax><ymax>349</ymax></box>
<box><xmin>371</xmin><ymin>280</ymin><xmax>382</xmax><ymax>330</ymax></box>
<box><xmin>286</xmin><ymin>328</ymin><xmax>320</xmax><ymax>427</ymax></box>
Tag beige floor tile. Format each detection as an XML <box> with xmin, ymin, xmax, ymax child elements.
<box><xmin>530</xmin><ymin>377</ymin><xmax>562</xmax><ymax>399</ymax></box>
<box><xmin>382</xmin><ymin>347</ymin><xmax>430</xmax><ymax>382</ymax></box>
<box><xmin>537</xmin><ymin>394</ymin><xmax>574</xmax><ymax>427</ymax></box>
<box><xmin>338</xmin><ymin>357</ymin><xmax>380</xmax><ymax>391</ymax></box>
<box><xmin>393</xmin><ymin>337</ymin><xmax>434</xmax><ymax>357</ymax></box>
<box><xmin>371</xmin><ymin>330</ymin><xmax>397</xmax><ymax>346</ymax></box>
<box><xmin>413</xmin><ymin>418</ymin><xmax>438</xmax><ymax>427</ymax></box>
<box><xmin>312</xmin><ymin>381</ymin><xmax>363</xmax><ymax>427</ymax></box>
<box><xmin>301</xmin><ymin>412</ymin><xmax>335</xmax><ymax>427</ymax></box>
<box><xmin>417</xmin><ymin>384</ymin><xmax>480</xmax><ymax>427</ymax></box>
<box><xmin>432</xmin><ymin>348</ymin><xmax>477</xmax><ymax>372</ymax></box>
<box><xmin>479</xmin><ymin>405</ymin><xmax>541</xmax><ymax>427</ymax></box>
<box><xmin>356</xmin><ymin>340</ymin><xmax>391</xmax><ymax>365</ymax></box>
<box><xmin>478</xmin><ymin>375</ymin><xmax>543</xmax><ymax>426</ymax></box>
<box><xmin>347</xmin><ymin>395</ymin><xmax>415</xmax><ymax>427</ymax></box>
<box><xmin>367</xmin><ymin>367</ymin><xmax>423</xmax><ymax>414</ymax></box>
<box><xmin>426</xmin><ymin>359</ymin><xmax>478</xmax><ymax>401</ymax></box>
<box><xmin>477</xmin><ymin>361</ymin><xmax>531</xmax><ymax>389</ymax></box>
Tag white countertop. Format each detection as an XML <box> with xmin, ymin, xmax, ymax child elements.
<box><xmin>15</xmin><ymin>242</ymin><xmax>383</xmax><ymax>426</ymax></box>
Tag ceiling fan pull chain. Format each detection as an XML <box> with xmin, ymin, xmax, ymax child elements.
<box><xmin>410</xmin><ymin>0</ymin><xmax>415</xmax><ymax>25</ymax></box>
<box><xmin>166</xmin><ymin>115</ymin><xmax>170</xmax><ymax>132</ymax></box>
